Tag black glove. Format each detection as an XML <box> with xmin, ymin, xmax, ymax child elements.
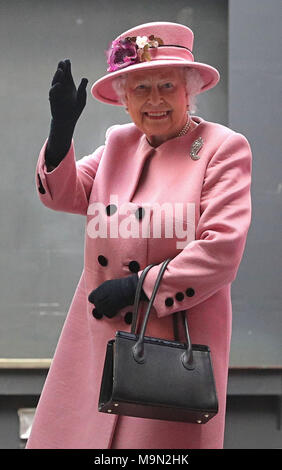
<box><xmin>45</xmin><ymin>58</ymin><xmax>88</xmax><ymax>168</ymax></box>
<box><xmin>88</xmin><ymin>273</ymin><xmax>149</xmax><ymax>319</ymax></box>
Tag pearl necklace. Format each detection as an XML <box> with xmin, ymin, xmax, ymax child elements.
<box><xmin>177</xmin><ymin>116</ymin><xmax>191</xmax><ymax>137</ymax></box>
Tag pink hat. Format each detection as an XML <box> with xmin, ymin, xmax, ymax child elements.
<box><xmin>91</xmin><ymin>21</ymin><xmax>220</xmax><ymax>106</ymax></box>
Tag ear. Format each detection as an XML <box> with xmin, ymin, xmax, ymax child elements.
<box><xmin>124</xmin><ymin>90</ymin><xmax>129</xmax><ymax>108</ymax></box>
<box><xmin>181</xmin><ymin>67</ymin><xmax>189</xmax><ymax>102</ymax></box>
<box><xmin>123</xmin><ymin>91</ymin><xmax>131</xmax><ymax>113</ymax></box>
<box><xmin>123</xmin><ymin>96</ymin><xmax>129</xmax><ymax>113</ymax></box>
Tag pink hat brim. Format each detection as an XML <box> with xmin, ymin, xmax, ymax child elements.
<box><xmin>91</xmin><ymin>60</ymin><xmax>220</xmax><ymax>105</ymax></box>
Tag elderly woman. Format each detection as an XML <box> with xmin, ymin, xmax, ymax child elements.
<box><xmin>26</xmin><ymin>22</ymin><xmax>252</xmax><ymax>449</ymax></box>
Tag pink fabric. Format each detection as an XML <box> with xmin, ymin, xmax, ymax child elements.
<box><xmin>26</xmin><ymin>115</ymin><xmax>252</xmax><ymax>449</ymax></box>
<box><xmin>149</xmin><ymin>45</ymin><xmax>194</xmax><ymax>62</ymax></box>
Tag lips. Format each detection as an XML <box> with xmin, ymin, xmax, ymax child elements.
<box><xmin>144</xmin><ymin>111</ymin><xmax>170</xmax><ymax>119</ymax></box>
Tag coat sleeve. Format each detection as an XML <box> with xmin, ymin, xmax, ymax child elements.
<box><xmin>137</xmin><ymin>132</ymin><xmax>253</xmax><ymax>319</ymax></box>
<box><xmin>35</xmin><ymin>138</ymin><xmax>104</xmax><ymax>215</ymax></box>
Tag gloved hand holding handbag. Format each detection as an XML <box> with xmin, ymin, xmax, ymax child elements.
<box><xmin>88</xmin><ymin>273</ymin><xmax>149</xmax><ymax>319</ymax></box>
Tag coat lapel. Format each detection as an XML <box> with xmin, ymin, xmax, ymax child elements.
<box><xmin>98</xmin><ymin>127</ymin><xmax>155</xmax><ymax>205</ymax></box>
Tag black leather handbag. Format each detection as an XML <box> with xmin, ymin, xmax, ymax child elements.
<box><xmin>98</xmin><ymin>258</ymin><xmax>218</xmax><ymax>424</ymax></box>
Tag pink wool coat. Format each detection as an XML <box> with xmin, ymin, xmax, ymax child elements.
<box><xmin>26</xmin><ymin>115</ymin><xmax>252</xmax><ymax>449</ymax></box>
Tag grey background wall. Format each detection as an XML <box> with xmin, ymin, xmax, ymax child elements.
<box><xmin>0</xmin><ymin>0</ymin><xmax>228</xmax><ymax>358</ymax></box>
<box><xmin>228</xmin><ymin>0</ymin><xmax>282</xmax><ymax>365</ymax></box>
<box><xmin>1</xmin><ymin>0</ymin><xmax>281</xmax><ymax>366</ymax></box>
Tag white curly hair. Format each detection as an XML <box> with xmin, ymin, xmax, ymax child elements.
<box><xmin>111</xmin><ymin>67</ymin><xmax>204</xmax><ymax>114</ymax></box>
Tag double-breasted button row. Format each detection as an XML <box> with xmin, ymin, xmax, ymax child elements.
<box><xmin>94</xmin><ymin>203</ymin><xmax>145</xmax><ymax>325</ymax></box>
<box><xmin>93</xmin><ymin>254</ymin><xmax>140</xmax><ymax>325</ymax></box>
<box><xmin>165</xmin><ymin>288</ymin><xmax>195</xmax><ymax>307</ymax></box>
<box><xmin>105</xmin><ymin>204</ymin><xmax>146</xmax><ymax>221</ymax></box>
<box><xmin>97</xmin><ymin>255</ymin><xmax>140</xmax><ymax>274</ymax></box>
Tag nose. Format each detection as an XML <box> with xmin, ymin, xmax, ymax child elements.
<box><xmin>147</xmin><ymin>85</ymin><xmax>163</xmax><ymax>106</ymax></box>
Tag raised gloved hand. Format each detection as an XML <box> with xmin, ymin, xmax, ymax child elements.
<box><xmin>45</xmin><ymin>59</ymin><xmax>88</xmax><ymax>168</ymax></box>
<box><xmin>88</xmin><ymin>273</ymin><xmax>149</xmax><ymax>319</ymax></box>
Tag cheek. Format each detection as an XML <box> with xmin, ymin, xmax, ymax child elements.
<box><xmin>127</xmin><ymin>103</ymin><xmax>143</xmax><ymax>126</ymax></box>
<box><xmin>172</xmin><ymin>91</ymin><xmax>188</xmax><ymax>114</ymax></box>
<box><xmin>127</xmin><ymin>97</ymin><xmax>145</xmax><ymax>122</ymax></box>
<box><xmin>177</xmin><ymin>88</ymin><xmax>188</xmax><ymax>105</ymax></box>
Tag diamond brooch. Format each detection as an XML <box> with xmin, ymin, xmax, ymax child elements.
<box><xmin>190</xmin><ymin>137</ymin><xmax>204</xmax><ymax>160</ymax></box>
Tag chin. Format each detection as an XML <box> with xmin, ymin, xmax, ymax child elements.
<box><xmin>145</xmin><ymin>123</ymin><xmax>171</xmax><ymax>134</ymax></box>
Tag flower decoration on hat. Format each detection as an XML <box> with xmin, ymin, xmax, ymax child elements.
<box><xmin>106</xmin><ymin>34</ymin><xmax>164</xmax><ymax>72</ymax></box>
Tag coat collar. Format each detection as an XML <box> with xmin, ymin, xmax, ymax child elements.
<box><xmin>126</xmin><ymin>115</ymin><xmax>205</xmax><ymax>202</ymax></box>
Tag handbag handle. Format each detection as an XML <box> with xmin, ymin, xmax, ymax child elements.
<box><xmin>131</xmin><ymin>258</ymin><xmax>194</xmax><ymax>370</ymax></box>
<box><xmin>131</xmin><ymin>262</ymin><xmax>182</xmax><ymax>343</ymax></box>
<box><xmin>130</xmin><ymin>262</ymin><xmax>158</xmax><ymax>334</ymax></box>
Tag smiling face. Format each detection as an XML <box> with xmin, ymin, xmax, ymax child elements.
<box><xmin>124</xmin><ymin>67</ymin><xmax>189</xmax><ymax>147</ymax></box>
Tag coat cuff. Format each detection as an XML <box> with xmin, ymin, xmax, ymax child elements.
<box><xmin>36</xmin><ymin>138</ymin><xmax>76</xmax><ymax>204</ymax></box>
<box><xmin>35</xmin><ymin>138</ymin><xmax>103</xmax><ymax>215</ymax></box>
<box><xmin>137</xmin><ymin>264</ymin><xmax>200</xmax><ymax>318</ymax></box>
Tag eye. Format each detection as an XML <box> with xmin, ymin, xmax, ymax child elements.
<box><xmin>135</xmin><ymin>84</ymin><xmax>147</xmax><ymax>90</ymax></box>
<box><xmin>162</xmin><ymin>82</ymin><xmax>174</xmax><ymax>89</ymax></box>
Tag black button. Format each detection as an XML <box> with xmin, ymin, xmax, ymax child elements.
<box><xmin>98</xmin><ymin>255</ymin><xmax>108</xmax><ymax>266</ymax></box>
<box><xmin>106</xmin><ymin>204</ymin><xmax>117</xmax><ymax>216</ymax></box>
<box><xmin>175</xmin><ymin>292</ymin><xmax>184</xmax><ymax>301</ymax></box>
<box><xmin>135</xmin><ymin>207</ymin><xmax>145</xmax><ymax>220</ymax></box>
<box><xmin>186</xmin><ymin>288</ymin><xmax>195</xmax><ymax>297</ymax></box>
<box><xmin>124</xmin><ymin>311</ymin><xmax>133</xmax><ymax>324</ymax></box>
<box><xmin>92</xmin><ymin>308</ymin><xmax>103</xmax><ymax>319</ymax></box>
<box><xmin>128</xmin><ymin>260</ymin><xmax>140</xmax><ymax>273</ymax></box>
<box><xmin>37</xmin><ymin>174</ymin><xmax>46</xmax><ymax>194</ymax></box>
<box><xmin>165</xmin><ymin>297</ymin><xmax>174</xmax><ymax>307</ymax></box>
